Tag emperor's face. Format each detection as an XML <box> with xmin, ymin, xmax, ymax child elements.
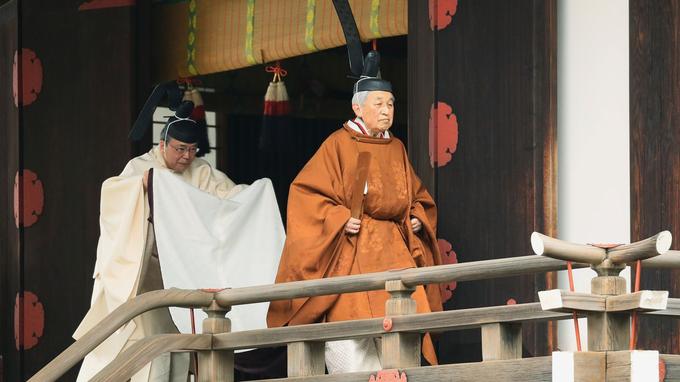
<box><xmin>352</xmin><ymin>90</ymin><xmax>395</xmax><ymax>135</ymax></box>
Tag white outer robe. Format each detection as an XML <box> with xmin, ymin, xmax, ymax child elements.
<box><xmin>73</xmin><ymin>147</ymin><xmax>262</xmax><ymax>381</ymax></box>
<box><xmin>153</xmin><ymin>171</ymin><xmax>284</xmax><ymax>336</ymax></box>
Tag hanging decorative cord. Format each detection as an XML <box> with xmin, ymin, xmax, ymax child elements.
<box><xmin>372</xmin><ymin>39</ymin><xmax>377</xmax><ymax>50</ymax></box>
<box><xmin>265</xmin><ymin>61</ymin><xmax>288</xmax><ymax>83</ymax></box>
<box><xmin>567</xmin><ymin>261</ymin><xmax>582</xmax><ymax>351</ymax></box>
<box><xmin>177</xmin><ymin>77</ymin><xmax>202</xmax><ymax>88</ymax></box>
<box><xmin>630</xmin><ymin>259</ymin><xmax>642</xmax><ymax>350</ymax></box>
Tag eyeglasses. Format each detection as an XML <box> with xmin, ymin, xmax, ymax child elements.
<box><xmin>168</xmin><ymin>144</ymin><xmax>200</xmax><ymax>155</ymax></box>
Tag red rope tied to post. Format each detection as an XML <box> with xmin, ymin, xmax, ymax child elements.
<box><xmin>265</xmin><ymin>61</ymin><xmax>288</xmax><ymax>83</ymax></box>
<box><xmin>630</xmin><ymin>259</ymin><xmax>642</xmax><ymax>350</ymax></box>
<box><xmin>177</xmin><ymin>77</ymin><xmax>202</xmax><ymax>87</ymax></box>
<box><xmin>567</xmin><ymin>261</ymin><xmax>582</xmax><ymax>351</ymax></box>
<box><xmin>190</xmin><ymin>308</ymin><xmax>199</xmax><ymax>380</ymax></box>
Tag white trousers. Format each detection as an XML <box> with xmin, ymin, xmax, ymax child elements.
<box><xmin>325</xmin><ymin>338</ymin><xmax>382</xmax><ymax>374</ymax></box>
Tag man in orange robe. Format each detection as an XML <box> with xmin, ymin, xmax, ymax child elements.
<box><xmin>267</xmin><ymin>73</ymin><xmax>443</xmax><ymax>372</ymax></box>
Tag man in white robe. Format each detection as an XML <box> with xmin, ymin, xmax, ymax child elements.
<box><xmin>73</xmin><ymin>101</ymin><xmax>247</xmax><ymax>381</ymax></box>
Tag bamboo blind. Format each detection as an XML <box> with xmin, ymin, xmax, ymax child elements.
<box><xmin>151</xmin><ymin>0</ymin><xmax>407</xmax><ymax>80</ymax></box>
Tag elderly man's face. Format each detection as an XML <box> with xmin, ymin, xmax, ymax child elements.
<box><xmin>352</xmin><ymin>91</ymin><xmax>395</xmax><ymax>135</ymax></box>
<box><xmin>159</xmin><ymin>138</ymin><xmax>199</xmax><ymax>172</ymax></box>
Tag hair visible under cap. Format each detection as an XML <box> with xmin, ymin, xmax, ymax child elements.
<box><xmin>160</xmin><ymin>100</ymin><xmax>200</xmax><ymax>144</ymax></box>
<box><xmin>159</xmin><ymin>126</ymin><xmax>174</xmax><ymax>144</ymax></box>
<box><xmin>352</xmin><ymin>91</ymin><xmax>369</xmax><ymax>106</ymax></box>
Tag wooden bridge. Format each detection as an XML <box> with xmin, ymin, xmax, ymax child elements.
<box><xmin>29</xmin><ymin>231</ymin><xmax>680</xmax><ymax>381</ymax></box>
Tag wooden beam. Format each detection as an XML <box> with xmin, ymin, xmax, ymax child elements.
<box><xmin>538</xmin><ymin>290</ymin><xmax>606</xmax><ymax>313</ymax></box>
<box><xmin>249</xmin><ymin>356</ymin><xmax>554</xmax><ymax>382</ymax></box>
<box><xmin>537</xmin><ymin>289</ymin><xmax>666</xmax><ymax>314</ymax></box>
<box><xmin>551</xmin><ymin>351</ymin><xmax>606</xmax><ymax>382</ymax></box>
<box><xmin>606</xmin><ymin>231</ymin><xmax>672</xmax><ymax>264</ymax></box>
<box><xmin>640</xmin><ymin>249</ymin><xmax>680</xmax><ymax>268</ymax></box>
<box><xmin>531</xmin><ymin>232</ymin><xmax>606</xmax><ymax>264</ymax></box>
<box><xmin>606</xmin><ymin>291</ymin><xmax>668</xmax><ymax>312</ymax></box>
<box><xmin>287</xmin><ymin>342</ymin><xmax>325</xmax><ymax>377</ymax></box>
<box><xmin>215</xmin><ymin>256</ymin><xmax>588</xmax><ymax>307</ymax></box>
<box><xmin>212</xmin><ymin>303</ymin><xmax>571</xmax><ymax>351</ymax></box>
<box><xmin>28</xmin><ymin>289</ymin><xmax>215</xmax><ymax>382</ymax></box>
<box><xmin>87</xmin><ymin>334</ymin><xmax>212</xmax><ymax>382</ymax></box>
<box><xmin>606</xmin><ymin>350</ymin><xmax>659</xmax><ymax>381</ymax></box>
<box><xmin>481</xmin><ymin>323</ymin><xmax>522</xmax><ymax>361</ymax></box>
<box><xmin>659</xmin><ymin>354</ymin><xmax>680</xmax><ymax>380</ymax></box>
<box><xmin>644</xmin><ymin>297</ymin><xmax>680</xmax><ymax>317</ymax></box>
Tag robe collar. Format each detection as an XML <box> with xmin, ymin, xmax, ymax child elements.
<box><xmin>151</xmin><ymin>146</ymin><xmax>170</xmax><ymax>169</ymax></box>
<box><xmin>151</xmin><ymin>145</ymin><xmax>189</xmax><ymax>174</ymax></box>
<box><xmin>346</xmin><ymin>118</ymin><xmax>390</xmax><ymax>139</ymax></box>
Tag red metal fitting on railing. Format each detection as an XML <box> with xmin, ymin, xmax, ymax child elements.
<box><xmin>200</xmin><ymin>288</ymin><xmax>226</xmax><ymax>293</ymax></box>
<box><xmin>383</xmin><ymin>317</ymin><xmax>393</xmax><ymax>332</ymax></box>
<box><xmin>369</xmin><ymin>369</ymin><xmax>407</xmax><ymax>382</ymax></box>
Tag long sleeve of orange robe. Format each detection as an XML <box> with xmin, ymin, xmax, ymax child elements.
<box><xmin>267</xmin><ymin>125</ymin><xmax>443</xmax><ymax>365</ymax></box>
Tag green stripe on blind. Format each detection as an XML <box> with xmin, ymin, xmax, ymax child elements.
<box><xmin>245</xmin><ymin>0</ymin><xmax>257</xmax><ymax>65</ymax></box>
<box><xmin>369</xmin><ymin>0</ymin><xmax>381</xmax><ymax>37</ymax></box>
<box><xmin>304</xmin><ymin>0</ymin><xmax>318</xmax><ymax>52</ymax></box>
<box><xmin>187</xmin><ymin>0</ymin><xmax>198</xmax><ymax>75</ymax></box>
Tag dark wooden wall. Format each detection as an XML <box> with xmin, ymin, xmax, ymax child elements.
<box><xmin>1</xmin><ymin>1</ymin><xmax>140</xmax><ymax>380</ymax></box>
<box><xmin>0</xmin><ymin>2</ymin><xmax>18</xmax><ymax>381</ymax></box>
<box><xmin>408</xmin><ymin>0</ymin><xmax>557</xmax><ymax>362</ymax></box>
<box><xmin>630</xmin><ymin>0</ymin><xmax>680</xmax><ymax>354</ymax></box>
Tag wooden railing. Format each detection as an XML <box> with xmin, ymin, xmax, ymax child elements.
<box><xmin>29</xmin><ymin>232</ymin><xmax>680</xmax><ymax>382</ymax></box>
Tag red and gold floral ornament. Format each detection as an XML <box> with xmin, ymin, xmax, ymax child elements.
<box><xmin>438</xmin><ymin>238</ymin><xmax>458</xmax><ymax>303</ymax></box>
<box><xmin>12</xmin><ymin>48</ymin><xmax>43</xmax><ymax>107</ymax></box>
<box><xmin>13</xmin><ymin>169</ymin><xmax>44</xmax><ymax>228</ymax></box>
<box><xmin>429</xmin><ymin>0</ymin><xmax>458</xmax><ymax>31</ymax></box>
<box><xmin>14</xmin><ymin>291</ymin><xmax>45</xmax><ymax>350</ymax></box>
<box><xmin>429</xmin><ymin>102</ymin><xmax>459</xmax><ymax>168</ymax></box>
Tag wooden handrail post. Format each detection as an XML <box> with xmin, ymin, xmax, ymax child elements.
<box><xmin>381</xmin><ymin>280</ymin><xmax>420</xmax><ymax>368</ymax></box>
<box><xmin>481</xmin><ymin>323</ymin><xmax>522</xmax><ymax>360</ymax></box>
<box><xmin>588</xmin><ymin>262</ymin><xmax>629</xmax><ymax>351</ymax></box>
<box><xmin>198</xmin><ymin>301</ymin><xmax>233</xmax><ymax>382</ymax></box>
<box><xmin>287</xmin><ymin>341</ymin><xmax>325</xmax><ymax>376</ymax></box>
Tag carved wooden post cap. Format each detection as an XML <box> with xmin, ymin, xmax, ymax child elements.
<box><xmin>531</xmin><ymin>232</ymin><xmax>606</xmax><ymax>264</ymax></box>
<box><xmin>531</xmin><ymin>231</ymin><xmax>673</xmax><ymax>269</ymax></box>
<box><xmin>385</xmin><ymin>279</ymin><xmax>415</xmax><ymax>293</ymax></box>
<box><xmin>607</xmin><ymin>231</ymin><xmax>672</xmax><ymax>264</ymax></box>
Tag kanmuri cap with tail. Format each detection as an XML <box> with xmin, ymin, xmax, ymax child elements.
<box><xmin>331</xmin><ymin>0</ymin><xmax>392</xmax><ymax>94</ymax></box>
<box><xmin>129</xmin><ymin>80</ymin><xmax>211</xmax><ymax>155</ymax></box>
<box><xmin>129</xmin><ymin>80</ymin><xmax>184</xmax><ymax>141</ymax></box>
<box><xmin>162</xmin><ymin>101</ymin><xmax>199</xmax><ymax>144</ymax></box>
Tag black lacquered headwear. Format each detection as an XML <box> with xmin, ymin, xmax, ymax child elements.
<box><xmin>163</xmin><ymin>101</ymin><xmax>199</xmax><ymax>144</ymax></box>
<box><xmin>331</xmin><ymin>0</ymin><xmax>392</xmax><ymax>94</ymax></box>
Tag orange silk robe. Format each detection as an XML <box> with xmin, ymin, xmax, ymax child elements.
<box><xmin>267</xmin><ymin>125</ymin><xmax>443</xmax><ymax>365</ymax></box>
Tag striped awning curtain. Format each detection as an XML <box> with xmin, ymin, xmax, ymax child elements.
<box><xmin>151</xmin><ymin>0</ymin><xmax>408</xmax><ymax>80</ymax></box>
